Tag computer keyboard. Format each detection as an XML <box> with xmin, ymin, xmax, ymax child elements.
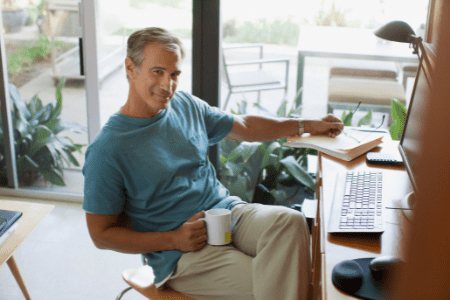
<box><xmin>339</xmin><ymin>171</ymin><xmax>383</xmax><ymax>230</ymax></box>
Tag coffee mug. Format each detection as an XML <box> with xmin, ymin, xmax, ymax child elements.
<box><xmin>201</xmin><ymin>209</ymin><xmax>232</xmax><ymax>246</ymax></box>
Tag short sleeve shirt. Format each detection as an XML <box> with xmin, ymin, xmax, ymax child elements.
<box><xmin>82</xmin><ymin>91</ymin><xmax>246</xmax><ymax>284</ymax></box>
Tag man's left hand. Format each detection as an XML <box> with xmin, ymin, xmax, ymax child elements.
<box><xmin>304</xmin><ymin>114</ymin><xmax>344</xmax><ymax>137</ymax></box>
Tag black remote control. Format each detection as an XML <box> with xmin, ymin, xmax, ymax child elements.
<box><xmin>366</xmin><ymin>152</ymin><xmax>404</xmax><ymax>166</ymax></box>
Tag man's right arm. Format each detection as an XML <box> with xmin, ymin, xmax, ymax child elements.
<box><xmin>85</xmin><ymin>211</ymin><xmax>208</xmax><ymax>253</ymax></box>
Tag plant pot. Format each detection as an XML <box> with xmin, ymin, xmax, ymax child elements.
<box><xmin>2</xmin><ymin>8</ymin><xmax>27</xmax><ymax>33</ymax></box>
<box><xmin>19</xmin><ymin>170</ymin><xmax>40</xmax><ymax>187</ymax></box>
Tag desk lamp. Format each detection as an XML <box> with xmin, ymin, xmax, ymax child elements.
<box><xmin>374</xmin><ymin>20</ymin><xmax>424</xmax><ymax>58</ymax></box>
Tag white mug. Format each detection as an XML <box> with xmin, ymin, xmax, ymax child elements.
<box><xmin>202</xmin><ymin>209</ymin><xmax>232</xmax><ymax>246</ymax></box>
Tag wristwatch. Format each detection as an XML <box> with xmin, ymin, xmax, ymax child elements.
<box><xmin>298</xmin><ymin>118</ymin><xmax>305</xmax><ymax>136</ymax></box>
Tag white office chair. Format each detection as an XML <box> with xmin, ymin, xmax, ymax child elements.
<box><xmin>116</xmin><ymin>256</ymin><xmax>196</xmax><ymax>300</ymax></box>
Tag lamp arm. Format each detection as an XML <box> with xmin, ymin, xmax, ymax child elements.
<box><xmin>409</xmin><ymin>35</ymin><xmax>423</xmax><ymax>58</ymax></box>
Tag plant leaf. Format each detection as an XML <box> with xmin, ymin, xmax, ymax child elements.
<box><xmin>222</xmin><ymin>161</ymin><xmax>243</xmax><ymax>177</ymax></box>
<box><xmin>220</xmin><ymin>139</ymin><xmax>241</xmax><ymax>159</ymax></box>
<box><xmin>227</xmin><ymin>174</ymin><xmax>249</xmax><ymax>200</ymax></box>
<box><xmin>51</xmin><ymin>78</ymin><xmax>65</xmax><ymax>120</ymax></box>
<box><xmin>45</xmin><ymin>118</ymin><xmax>87</xmax><ymax>134</ymax></box>
<box><xmin>40</xmin><ymin>168</ymin><xmax>65</xmax><ymax>186</ymax></box>
<box><xmin>277</xmin><ymin>100</ymin><xmax>288</xmax><ymax>118</ymax></box>
<box><xmin>33</xmin><ymin>125</ymin><xmax>53</xmax><ymax>140</ymax></box>
<box><xmin>27</xmin><ymin>94</ymin><xmax>43</xmax><ymax>116</ymax></box>
<box><xmin>279</xmin><ymin>156</ymin><xmax>315</xmax><ymax>190</ymax></box>
<box><xmin>16</xmin><ymin>155</ymin><xmax>39</xmax><ymax>176</ymax></box>
<box><xmin>357</xmin><ymin>110</ymin><xmax>372</xmax><ymax>127</ymax></box>
<box><xmin>342</xmin><ymin>107</ymin><xmax>353</xmax><ymax>126</ymax></box>
<box><xmin>389</xmin><ymin>98</ymin><xmax>407</xmax><ymax>140</ymax></box>
<box><xmin>227</xmin><ymin>142</ymin><xmax>262</xmax><ymax>163</ymax></box>
<box><xmin>258</xmin><ymin>141</ymin><xmax>280</xmax><ymax>169</ymax></box>
<box><xmin>64</xmin><ymin>150</ymin><xmax>80</xmax><ymax>167</ymax></box>
<box><xmin>30</xmin><ymin>135</ymin><xmax>57</xmax><ymax>157</ymax></box>
<box><xmin>9</xmin><ymin>83</ymin><xmax>31</xmax><ymax>121</ymax></box>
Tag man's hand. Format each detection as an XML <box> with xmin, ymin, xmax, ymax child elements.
<box><xmin>304</xmin><ymin>114</ymin><xmax>344</xmax><ymax>137</ymax></box>
<box><xmin>174</xmin><ymin>211</ymin><xmax>208</xmax><ymax>252</ymax></box>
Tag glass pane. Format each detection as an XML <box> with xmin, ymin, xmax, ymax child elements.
<box><xmin>220</xmin><ymin>0</ymin><xmax>305</xmax><ymax>207</ymax></box>
<box><xmin>218</xmin><ymin>0</ymin><xmax>429</xmax><ymax>207</ymax></box>
<box><xmin>1</xmin><ymin>0</ymin><xmax>88</xmax><ymax>193</ymax></box>
<box><xmin>97</xmin><ymin>0</ymin><xmax>193</xmax><ymax>127</ymax></box>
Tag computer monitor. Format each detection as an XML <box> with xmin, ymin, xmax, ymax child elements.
<box><xmin>398</xmin><ymin>43</ymin><xmax>435</xmax><ymax>221</ymax></box>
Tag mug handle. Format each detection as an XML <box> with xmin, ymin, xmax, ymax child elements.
<box><xmin>198</xmin><ymin>217</ymin><xmax>207</xmax><ymax>228</ymax></box>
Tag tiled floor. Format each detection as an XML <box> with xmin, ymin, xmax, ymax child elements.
<box><xmin>0</xmin><ymin>196</ymin><xmax>147</xmax><ymax>300</ymax></box>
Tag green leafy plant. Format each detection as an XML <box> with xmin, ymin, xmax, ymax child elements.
<box><xmin>340</xmin><ymin>105</ymin><xmax>372</xmax><ymax>127</ymax></box>
<box><xmin>339</xmin><ymin>98</ymin><xmax>407</xmax><ymax>141</ymax></box>
<box><xmin>0</xmin><ymin>80</ymin><xmax>87</xmax><ymax>186</ymax></box>
<box><xmin>219</xmin><ymin>88</ymin><xmax>316</xmax><ymax>206</ymax></box>
<box><xmin>223</xmin><ymin>16</ymin><xmax>300</xmax><ymax>46</ymax></box>
<box><xmin>7</xmin><ymin>33</ymin><xmax>63</xmax><ymax>77</ymax></box>
<box><xmin>313</xmin><ymin>0</ymin><xmax>353</xmax><ymax>27</ymax></box>
<box><xmin>389</xmin><ymin>99</ymin><xmax>407</xmax><ymax>140</ymax></box>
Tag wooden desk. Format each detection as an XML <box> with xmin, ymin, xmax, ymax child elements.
<box><xmin>0</xmin><ymin>200</ymin><xmax>54</xmax><ymax>300</ymax></box>
<box><xmin>311</xmin><ymin>141</ymin><xmax>413</xmax><ymax>300</ymax></box>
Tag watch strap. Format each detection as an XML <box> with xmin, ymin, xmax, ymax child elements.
<box><xmin>298</xmin><ymin>118</ymin><xmax>305</xmax><ymax>136</ymax></box>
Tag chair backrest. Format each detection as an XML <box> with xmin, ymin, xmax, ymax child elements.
<box><xmin>221</xmin><ymin>51</ymin><xmax>232</xmax><ymax>88</ymax></box>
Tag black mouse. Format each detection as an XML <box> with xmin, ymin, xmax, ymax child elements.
<box><xmin>369</xmin><ymin>255</ymin><xmax>405</xmax><ymax>273</ymax></box>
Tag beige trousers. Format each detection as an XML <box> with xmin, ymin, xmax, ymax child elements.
<box><xmin>166</xmin><ymin>203</ymin><xmax>311</xmax><ymax>300</ymax></box>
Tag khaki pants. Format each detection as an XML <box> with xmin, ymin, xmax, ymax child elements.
<box><xmin>166</xmin><ymin>203</ymin><xmax>311</xmax><ymax>300</ymax></box>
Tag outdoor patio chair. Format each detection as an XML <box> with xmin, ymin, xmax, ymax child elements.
<box><xmin>221</xmin><ymin>44</ymin><xmax>290</xmax><ymax>110</ymax></box>
<box><xmin>328</xmin><ymin>59</ymin><xmax>399</xmax><ymax>81</ymax></box>
<box><xmin>116</xmin><ymin>256</ymin><xmax>196</xmax><ymax>300</ymax></box>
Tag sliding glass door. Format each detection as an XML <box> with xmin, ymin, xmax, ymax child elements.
<box><xmin>0</xmin><ymin>0</ymin><xmax>89</xmax><ymax>197</ymax></box>
<box><xmin>0</xmin><ymin>0</ymin><xmax>195</xmax><ymax>200</ymax></box>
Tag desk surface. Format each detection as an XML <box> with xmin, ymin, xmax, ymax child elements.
<box><xmin>319</xmin><ymin>141</ymin><xmax>413</xmax><ymax>299</ymax></box>
<box><xmin>0</xmin><ymin>200</ymin><xmax>54</xmax><ymax>265</ymax></box>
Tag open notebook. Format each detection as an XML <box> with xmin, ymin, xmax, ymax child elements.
<box><xmin>285</xmin><ymin>127</ymin><xmax>384</xmax><ymax>161</ymax></box>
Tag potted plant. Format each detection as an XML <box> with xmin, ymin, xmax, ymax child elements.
<box><xmin>220</xmin><ymin>88</ymin><xmax>317</xmax><ymax>207</ymax></box>
<box><xmin>2</xmin><ymin>0</ymin><xmax>27</xmax><ymax>33</ymax></box>
<box><xmin>0</xmin><ymin>80</ymin><xmax>87</xmax><ymax>186</ymax></box>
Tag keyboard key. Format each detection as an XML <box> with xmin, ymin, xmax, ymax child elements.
<box><xmin>340</xmin><ymin>225</ymin><xmax>354</xmax><ymax>229</ymax></box>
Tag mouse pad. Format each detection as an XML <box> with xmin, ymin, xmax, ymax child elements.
<box><xmin>332</xmin><ymin>257</ymin><xmax>395</xmax><ymax>300</ymax></box>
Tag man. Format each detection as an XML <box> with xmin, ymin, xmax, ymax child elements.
<box><xmin>83</xmin><ymin>27</ymin><xmax>343</xmax><ymax>300</ymax></box>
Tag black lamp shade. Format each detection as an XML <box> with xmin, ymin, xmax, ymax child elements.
<box><xmin>374</xmin><ymin>20</ymin><xmax>416</xmax><ymax>43</ymax></box>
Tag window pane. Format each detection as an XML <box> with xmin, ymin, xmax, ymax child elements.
<box><xmin>218</xmin><ymin>0</ymin><xmax>429</xmax><ymax>207</ymax></box>
<box><xmin>97</xmin><ymin>0</ymin><xmax>193</xmax><ymax>127</ymax></box>
<box><xmin>1</xmin><ymin>1</ymin><xmax>88</xmax><ymax>193</ymax></box>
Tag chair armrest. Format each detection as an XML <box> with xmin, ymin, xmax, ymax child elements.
<box><xmin>226</xmin><ymin>58</ymin><xmax>290</xmax><ymax>66</ymax></box>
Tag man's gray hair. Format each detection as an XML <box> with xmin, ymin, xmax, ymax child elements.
<box><xmin>126</xmin><ymin>27</ymin><xmax>185</xmax><ymax>79</ymax></box>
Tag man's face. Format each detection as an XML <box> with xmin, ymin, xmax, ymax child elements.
<box><xmin>126</xmin><ymin>42</ymin><xmax>182</xmax><ymax>117</ymax></box>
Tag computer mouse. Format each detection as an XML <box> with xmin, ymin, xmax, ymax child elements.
<box><xmin>369</xmin><ymin>255</ymin><xmax>405</xmax><ymax>273</ymax></box>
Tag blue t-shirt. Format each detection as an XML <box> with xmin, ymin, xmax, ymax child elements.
<box><xmin>82</xmin><ymin>91</ymin><xmax>246</xmax><ymax>284</ymax></box>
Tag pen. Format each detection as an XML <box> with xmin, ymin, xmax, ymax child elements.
<box><xmin>349</xmin><ymin>128</ymin><xmax>388</xmax><ymax>133</ymax></box>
